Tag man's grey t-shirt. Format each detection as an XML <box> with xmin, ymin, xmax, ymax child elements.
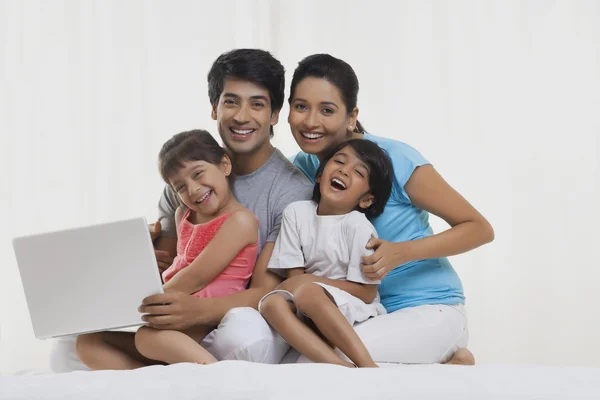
<box><xmin>157</xmin><ymin>149</ymin><xmax>314</xmax><ymax>252</ymax></box>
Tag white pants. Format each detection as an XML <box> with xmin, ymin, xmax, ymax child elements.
<box><xmin>49</xmin><ymin>304</ymin><xmax>468</xmax><ymax>372</ymax></box>
<box><xmin>49</xmin><ymin>307</ymin><xmax>287</xmax><ymax>373</ymax></box>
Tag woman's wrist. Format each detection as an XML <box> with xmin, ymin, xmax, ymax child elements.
<box><xmin>394</xmin><ymin>240</ymin><xmax>417</xmax><ymax>265</ymax></box>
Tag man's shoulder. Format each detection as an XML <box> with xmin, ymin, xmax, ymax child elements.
<box><xmin>267</xmin><ymin>149</ymin><xmax>313</xmax><ymax>191</ymax></box>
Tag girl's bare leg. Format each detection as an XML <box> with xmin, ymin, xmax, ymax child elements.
<box><xmin>260</xmin><ymin>295</ymin><xmax>355</xmax><ymax>368</ymax></box>
<box><xmin>76</xmin><ymin>331</ymin><xmax>159</xmax><ymax>370</ymax></box>
<box><xmin>135</xmin><ymin>325</ymin><xmax>216</xmax><ymax>365</ymax></box>
<box><xmin>294</xmin><ymin>284</ymin><xmax>378</xmax><ymax>368</ymax></box>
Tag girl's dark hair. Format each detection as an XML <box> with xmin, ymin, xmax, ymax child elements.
<box><xmin>158</xmin><ymin>129</ymin><xmax>234</xmax><ymax>186</ymax></box>
<box><xmin>312</xmin><ymin>139</ymin><xmax>393</xmax><ymax>218</ymax></box>
<box><xmin>289</xmin><ymin>54</ymin><xmax>366</xmax><ymax>133</ymax></box>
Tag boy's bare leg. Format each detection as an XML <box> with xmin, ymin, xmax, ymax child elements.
<box><xmin>444</xmin><ymin>348</ymin><xmax>476</xmax><ymax>365</ymax></box>
<box><xmin>76</xmin><ymin>331</ymin><xmax>159</xmax><ymax>370</ymax></box>
<box><xmin>135</xmin><ymin>325</ymin><xmax>216</xmax><ymax>365</ymax></box>
<box><xmin>260</xmin><ymin>295</ymin><xmax>355</xmax><ymax>368</ymax></box>
<box><xmin>294</xmin><ymin>284</ymin><xmax>377</xmax><ymax>368</ymax></box>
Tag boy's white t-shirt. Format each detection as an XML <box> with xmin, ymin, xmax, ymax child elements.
<box><xmin>268</xmin><ymin>200</ymin><xmax>381</xmax><ymax>286</ymax></box>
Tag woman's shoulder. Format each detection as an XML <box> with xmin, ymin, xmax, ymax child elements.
<box><xmin>290</xmin><ymin>152</ymin><xmax>319</xmax><ymax>182</ymax></box>
<box><xmin>364</xmin><ymin>133</ymin><xmax>427</xmax><ymax>163</ymax></box>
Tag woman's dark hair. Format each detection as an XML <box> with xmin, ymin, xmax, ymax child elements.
<box><xmin>208</xmin><ymin>49</ymin><xmax>285</xmax><ymax>137</ymax></box>
<box><xmin>312</xmin><ymin>139</ymin><xmax>393</xmax><ymax>218</ymax></box>
<box><xmin>158</xmin><ymin>129</ymin><xmax>234</xmax><ymax>186</ymax></box>
<box><xmin>289</xmin><ymin>53</ymin><xmax>366</xmax><ymax>133</ymax></box>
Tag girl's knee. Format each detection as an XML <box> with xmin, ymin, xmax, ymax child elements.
<box><xmin>134</xmin><ymin>326</ymin><xmax>157</xmax><ymax>351</ymax></box>
<box><xmin>75</xmin><ymin>332</ymin><xmax>104</xmax><ymax>359</ymax></box>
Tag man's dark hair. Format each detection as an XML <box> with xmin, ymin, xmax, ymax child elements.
<box><xmin>208</xmin><ymin>49</ymin><xmax>285</xmax><ymax>137</ymax></box>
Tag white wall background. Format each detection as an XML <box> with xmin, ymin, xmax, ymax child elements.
<box><xmin>1</xmin><ymin>0</ymin><xmax>598</xmax><ymax>373</ymax></box>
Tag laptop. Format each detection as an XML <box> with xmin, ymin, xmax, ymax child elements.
<box><xmin>12</xmin><ymin>217</ymin><xmax>165</xmax><ymax>339</ymax></box>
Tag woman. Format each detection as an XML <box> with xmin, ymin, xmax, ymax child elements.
<box><xmin>286</xmin><ymin>54</ymin><xmax>494</xmax><ymax>364</ymax></box>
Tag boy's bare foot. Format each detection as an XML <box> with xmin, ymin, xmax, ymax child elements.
<box><xmin>444</xmin><ymin>348</ymin><xmax>475</xmax><ymax>365</ymax></box>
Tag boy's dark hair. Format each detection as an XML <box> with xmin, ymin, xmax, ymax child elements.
<box><xmin>289</xmin><ymin>53</ymin><xmax>366</xmax><ymax>134</ymax></box>
<box><xmin>158</xmin><ymin>129</ymin><xmax>234</xmax><ymax>186</ymax></box>
<box><xmin>208</xmin><ymin>49</ymin><xmax>285</xmax><ymax>137</ymax></box>
<box><xmin>312</xmin><ymin>139</ymin><xmax>393</xmax><ymax>218</ymax></box>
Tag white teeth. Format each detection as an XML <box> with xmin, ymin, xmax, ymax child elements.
<box><xmin>301</xmin><ymin>132</ymin><xmax>324</xmax><ymax>139</ymax></box>
<box><xmin>232</xmin><ymin>128</ymin><xmax>253</xmax><ymax>135</ymax></box>
<box><xmin>196</xmin><ymin>191</ymin><xmax>210</xmax><ymax>204</ymax></box>
<box><xmin>331</xmin><ymin>178</ymin><xmax>346</xmax><ymax>189</ymax></box>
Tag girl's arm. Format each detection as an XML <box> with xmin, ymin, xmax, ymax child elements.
<box><xmin>163</xmin><ymin>209</ymin><xmax>258</xmax><ymax>294</ymax></box>
<box><xmin>362</xmin><ymin>164</ymin><xmax>495</xmax><ymax>280</ymax></box>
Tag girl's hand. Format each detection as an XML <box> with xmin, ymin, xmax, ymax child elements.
<box><xmin>361</xmin><ymin>238</ymin><xmax>413</xmax><ymax>280</ymax></box>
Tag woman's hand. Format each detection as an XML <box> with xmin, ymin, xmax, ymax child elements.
<box><xmin>361</xmin><ymin>238</ymin><xmax>413</xmax><ymax>280</ymax></box>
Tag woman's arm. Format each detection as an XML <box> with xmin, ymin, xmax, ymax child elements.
<box><xmin>163</xmin><ymin>210</ymin><xmax>258</xmax><ymax>294</ymax></box>
<box><xmin>362</xmin><ymin>164</ymin><xmax>494</xmax><ymax>280</ymax></box>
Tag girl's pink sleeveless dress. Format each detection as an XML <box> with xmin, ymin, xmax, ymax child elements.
<box><xmin>162</xmin><ymin>209</ymin><xmax>258</xmax><ymax>298</ymax></box>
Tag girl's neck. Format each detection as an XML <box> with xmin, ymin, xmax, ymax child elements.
<box><xmin>191</xmin><ymin>193</ymin><xmax>243</xmax><ymax>224</ymax></box>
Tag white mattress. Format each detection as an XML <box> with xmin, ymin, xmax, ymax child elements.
<box><xmin>1</xmin><ymin>361</ymin><xmax>599</xmax><ymax>399</ymax></box>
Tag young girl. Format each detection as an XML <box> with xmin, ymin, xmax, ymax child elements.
<box><xmin>286</xmin><ymin>54</ymin><xmax>495</xmax><ymax>365</ymax></box>
<box><xmin>133</xmin><ymin>129</ymin><xmax>259</xmax><ymax>365</ymax></box>
<box><xmin>259</xmin><ymin>139</ymin><xmax>393</xmax><ymax>368</ymax></box>
<box><xmin>76</xmin><ymin>129</ymin><xmax>259</xmax><ymax>369</ymax></box>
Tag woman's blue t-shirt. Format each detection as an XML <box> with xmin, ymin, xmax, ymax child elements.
<box><xmin>291</xmin><ymin>133</ymin><xmax>465</xmax><ymax>313</ymax></box>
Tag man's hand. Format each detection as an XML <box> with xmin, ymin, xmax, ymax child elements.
<box><xmin>149</xmin><ymin>220</ymin><xmax>175</xmax><ymax>273</ymax></box>
<box><xmin>139</xmin><ymin>292</ymin><xmax>212</xmax><ymax>331</ymax></box>
<box><xmin>148</xmin><ymin>220</ymin><xmax>162</xmax><ymax>242</ymax></box>
<box><xmin>155</xmin><ymin>250</ymin><xmax>174</xmax><ymax>273</ymax></box>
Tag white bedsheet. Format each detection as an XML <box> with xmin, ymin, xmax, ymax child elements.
<box><xmin>1</xmin><ymin>361</ymin><xmax>599</xmax><ymax>400</ymax></box>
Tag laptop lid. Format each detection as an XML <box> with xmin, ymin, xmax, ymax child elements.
<box><xmin>12</xmin><ymin>217</ymin><xmax>164</xmax><ymax>339</ymax></box>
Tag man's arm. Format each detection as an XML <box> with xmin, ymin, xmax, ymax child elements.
<box><xmin>140</xmin><ymin>242</ymin><xmax>282</xmax><ymax>329</ymax></box>
<box><xmin>152</xmin><ymin>186</ymin><xmax>180</xmax><ymax>272</ymax></box>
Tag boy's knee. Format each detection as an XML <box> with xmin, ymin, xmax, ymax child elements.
<box><xmin>259</xmin><ymin>294</ymin><xmax>290</xmax><ymax>318</ymax></box>
<box><xmin>294</xmin><ymin>283</ymin><xmax>326</xmax><ymax>313</ymax></box>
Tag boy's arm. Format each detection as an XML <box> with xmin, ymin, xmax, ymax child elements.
<box><xmin>287</xmin><ymin>268</ymin><xmax>305</xmax><ymax>278</ymax></box>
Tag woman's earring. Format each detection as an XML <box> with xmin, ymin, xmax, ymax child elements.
<box><xmin>349</xmin><ymin>126</ymin><xmax>353</xmax><ymax>130</ymax></box>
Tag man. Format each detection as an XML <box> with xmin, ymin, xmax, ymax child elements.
<box><xmin>50</xmin><ymin>49</ymin><xmax>312</xmax><ymax>371</ymax></box>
